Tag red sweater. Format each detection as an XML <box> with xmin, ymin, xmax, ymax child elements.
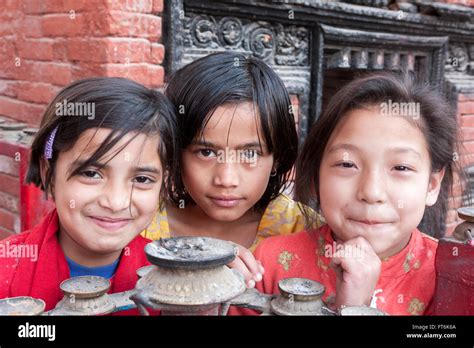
<box><xmin>231</xmin><ymin>224</ymin><xmax>438</xmax><ymax>316</ymax></box>
<box><xmin>0</xmin><ymin>209</ymin><xmax>152</xmax><ymax>315</ymax></box>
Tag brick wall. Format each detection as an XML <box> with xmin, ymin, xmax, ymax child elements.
<box><xmin>0</xmin><ymin>0</ymin><xmax>164</xmax><ymax>126</ymax></box>
<box><xmin>0</xmin><ymin>0</ymin><xmax>164</xmax><ymax>239</ymax></box>
<box><xmin>442</xmin><ymin>0</ymin><xmax>474</xmax><ymax>5</ymax></box>
<box><xmin>436</xmin><ymin>0</ymin><xmax>474</xmax><ymax>236</ymax></box>
<box><xmin>446</xmin><ymin>92</ymin><xmax>474</xmax><ymax>235</ymax></box>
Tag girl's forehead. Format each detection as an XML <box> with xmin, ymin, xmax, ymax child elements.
<box><xmin>65</xmin><ymin>128</ymin><xmax>161</xmax><ymax>164</ymax></box>
<box><xmin>326</xmin><ymin>107</ymin><xmax>429</xmax><ymax>157</ymax></box>
<box><xmin>198</xmin><ymin>101</ymin><xmax>266</xmax><ymax>146</ymax></box>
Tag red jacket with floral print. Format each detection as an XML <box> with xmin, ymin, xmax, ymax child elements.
<box><xmin>231</xmin><ymin>224</ymin><xmax>438</xmax><ymax>316</ymax></box>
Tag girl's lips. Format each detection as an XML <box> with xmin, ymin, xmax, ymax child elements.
<box><xmin>209</xmin><ymin>196</ymin><xmax>242</xmax><ymax>208</ymax></box>
<box><xmin>349</xmin><ymin>218</ymin><xmax>393</xmax><ymax>226</ymax></box>
<box><xmin>89</xmin><ymin>216</ymin><xmax>132</xmax><ymax>231</ymax></box>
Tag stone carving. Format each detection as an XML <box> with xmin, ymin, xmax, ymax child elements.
<box><xmin>243</xmin><ymin>23</ymin><xmax>276</xmax><ymax>62</ymax></box>
<box><xmin>218</xmin><ymin>17</ymin><xmax>243</xmax><ymax>46</ymax></box>
<box><xmin>183</xmin><ymin>12</ymin><xmax>309</xmax><ymax>66</ymax></box>
<box><xmin>446</xmin><ymin>43</ymin><xmax>470</xmax><ymax>73</ymax></box>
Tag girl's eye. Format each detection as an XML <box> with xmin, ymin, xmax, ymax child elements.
<box><xmin>81</xmin><ymin>170</ymin><xmax>102</xmax><ymax>179</ymax></box>
<box><xmin>242</xmin><ymin>149</ymin><xmax>259</xmax><ymax>159</ymax></box>
<box><xmin>394</xmin><ymin>165</ymin><xmax>412</xmax><ymax>172</ymax></box>
<box><xmin>198</xmin><ymin>149</ymin><xmax>216</xmax><ymax>158</ymax></box>
<box><xmin>134</xmin><ymin>176</ymin><xmax>154</xmax><ymax>184</ymax></box>
<box><xmin>337</xmin><ymin>162</ymin><xmax>356</xmax><ymax>169</ymax></box>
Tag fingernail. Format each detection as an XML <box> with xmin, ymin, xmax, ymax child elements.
<box><xmin>247</xmin><ymin>280</ymin><xmax>255</xmax><ymax>288</ymax></box>
<box><xmin>259</xmin><ymin>265</ymin><xmax>265</xmax><ymax>274</ymax></box>
<box><xmin>254</xmin><ymin>273</ymin><xmax>262</xmax><ymax>282</ymax></box>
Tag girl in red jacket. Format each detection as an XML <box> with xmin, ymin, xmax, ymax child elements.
<box><xmin>0</xmin><ymin>77</ymin><xmax>178</xmax><ymax>312</ymax></box>
<box><xmin>235</xmin><ymin>71</ymin><xmax>460</xmax><ymax>315</ymax></box>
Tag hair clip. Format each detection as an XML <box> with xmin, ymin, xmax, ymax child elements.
<box><xmin>44</xmin><ymin>125</ymin><xmax>59</xmax><ymax>160</ymax></box>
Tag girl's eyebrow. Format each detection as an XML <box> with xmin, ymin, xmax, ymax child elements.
<box><xmin>72</xmin><ymin>159</ymin><xmax>161</xmax><ymax>175</ymax></box>
<box><xmin>389</xmin><ymin>147</ymin><xmax>422</xmax><ymax>158</ymax></box>
<box><xmin>327</xmin><ymin>143</ymin><xmax>359</xmax><ymax>154</ymax></box>
<box><xmin>327</xmin><ymin>143</ymin><xmax>422</xmax><ymax>158</ymax></box>
<box><xmin>190</xmin><ymin>140</ymin><xmax>263</xmax><ymax>149</ymax></box>
<box><xmin>189</xmin><ymin>140</ymin><xmax>216</xmax><ymax>147</ymax></box>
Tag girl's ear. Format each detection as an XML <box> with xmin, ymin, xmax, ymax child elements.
<box><xmin>426</xmin><ymin>167</ymin><xmax>446</xmax><ymax>207</ymax></box>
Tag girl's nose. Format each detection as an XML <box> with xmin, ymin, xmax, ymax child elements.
<box><xmin>213</xmin><ymin>162</ymin><xmax>239</xmax><ymax>188</ymax></box>
<box><xmin>98</xmin><ymin>181</ymin><xmax>131</xmax><ymax>212</ymax></box>
<box><xmin>356</xmin><ymin>169</ymin><xmax>387</xmax><ymax>204</ymax></box>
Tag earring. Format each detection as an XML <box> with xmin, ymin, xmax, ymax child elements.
<box><xmin>270</xmin><ymin>169</ymin><xmax>277</xmax><ymax>177</ymax></box>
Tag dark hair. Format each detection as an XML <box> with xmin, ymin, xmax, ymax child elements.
<box><xmin>165</xmin><ymin>52</ymin><xmax>298</xmax><ymax>211</ymax></box>
<box><xmin>295</xmin><ymin>71</ymin><xmax>463</xmax><ymax>237</ymax></box>
<box><xmin>26</xmin><ymin>77</ymin><xmax>178</xmax><ymax>210</ymax></box>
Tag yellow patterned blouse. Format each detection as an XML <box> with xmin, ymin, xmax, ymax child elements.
<box><xmin>141</xmin><ymin>194</ymin><xmax>322</xmax><ymax>252</ymax></box>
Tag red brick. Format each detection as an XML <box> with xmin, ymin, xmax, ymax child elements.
<box><xmin>16</xmin><ymin>81</ymin><xmax>60</xmax><ymax>104</ymax></box>
<box><xmin>459</xmin><ymin>93</ymin><xmax>474</xmax><ymax>102</ymax></box>
<box><xmin>3</xmin><ymin>0</ymin><xmax>22</xmax><ymax>11</ymax></box>
<box><xmin>106</xmin><ymin>0</ymin><xmax>153</xmax><ymax>13</ymax></box>
<box><xmin>66</xmin><ymin>39</ymin><xmax>107</xmax><ymax>62</ymax></box>
<box><xmin>0</xmin><ymin>208</ymin><xmax>19</xmax><ymax>232</ymax></box>
<box><xmin>19</xmin><ymin>102</ymin><xmax>46</xmax><ymax>126</ymax></box>
<box><xmin>460</xmin><ymin>127</ymin><xmax>474</xmax><ymax>142</ymax></box>
<box><xmin>104</xmin><ymin>63</ymin><xmax>163</xmax><ymax>87</ymax></box>
<box><xmin>0</xmin><ymin>39</ymin><xmax>18</xmax><ymax>79</ymax></box>
<box><xmin>22</xmin><ymin>0</ymin><xmax>93</xmax><ymax>14</ymax></box>
<box><xmin>0</xmin><ymin>173</ymin><xmax>20</xmax><ymax>198</ymax></box>
<box><xmin>63</xmin><ymin>0</ymin><xmax>97</xmax><ymax>12</ymax></box>
<box><xmin>71</xmin><ymin>62</ymin><xmax>106</xmax><ymax>80</ymax></box>
<box><xmin>459</xmin><ymin>101</ymin><xmax>474</xmax><ymax>115</ymax></box>
<box><xmin>0</xmin><ymin>80</ymin><xmax>20</xmax><ymax>98</ymax></box>
<box><xmin>109</xmin><ymin>39</ymin><xmax>152</xmax><ymax>63</ymax></box>
<box><xmin>22</xmin><ymin>0</ymin><xmax>63</xmax><ymax>14</ymax></box>
<box><xmin>107</xmin><ymin>11</ymin><xmax>161</xmax><ymax>41</ymax></box>
<box><xmin>0</xmin><ymin>140</ymin><xmax>22</xmax><ymax>158</ymax></box>
<box><xmin>28</xmin><ymin>61</ymin><xmax>73</xmax><ymax>86</ymax></box>
<box><xmin>152</xmin><ymin>0</ymin><xmax>164</xmax><ymax>13</ymax></box>
<box><xmin>0</xmin><ymin>96</ymin><xmax>46</xmax><ymax>126</ymax></box>
<box><xmin>0</xmin><ymin>227</ymin><xmax>14</xmax><ymax>240</ymax></box>
<box><xmin>0</xmin><ymin>192</ymin><xmax>19</xmax><ymax>213</ymax></box>
<box><xmin>105</xmin><ymin>63</ymin><xmax>147</xmax><ymax>84</ymax></box>
<box><xmin>460</xmin><ymin>114</ymin><xmax>474</xmax><ymax>128</ymax></box>
<box><xmin>459</xmin><ymin>155</ymin><xmax>474</xmax><ymax>167</ymax></box>
<box><xmin>0</xmin><ymin>155</ymin><xmax>20</xmax><ymax>176</ymax></box>
<box><xmin>443</xmin><ymin>0</ymin><xmax>474</xmax><ymax>5</ymax></box>
<box><xmin>22</xmin><ymin>16</ymin><xmax>43</xmax><ymax>38</ymax></box>
<box><xmin>151</xmin><ymin>43</ymin><xmax>164</xmax><ymax>64</ymax></box>
<box><xmin>18</xmin><ymin>38</ymin><xmax>55</xmax><ymax>61</ymax></box>
<box><xmin>83</xmin><ymin>10</ymin><xmax>110</xmax><ymax>36</ymax></box>
<box><xmin>0</xmin><ymin>96</ymin><xmax>24</xmax><ymax>122</ymax></box>
<box><xmin>149</xmin><ymin>65</ymin><xmax>164</xmax><ymax>88</ymax></box>
<box><xmin>41</xmin><ymin>13</ymin><xmax>86</xmax><ymax>37</ymax></box>
<box><xmin>67</xmin><ymin>38</ymin><xmax>151</xmax><ymax>63</ymax></box>
<box><xmin>52</xmin><ymin>39</ymin><xmax>69</xmax><ymax>61</ymax></box>
<box><xmin>461</xmin><ymin>140</ymin><xmax>474</xmax><ymax>157</ymax></box>
<box><xmin>0</xmin><ymin>6</ymin><xmax>20</xmax><ymax>36</ymax></box>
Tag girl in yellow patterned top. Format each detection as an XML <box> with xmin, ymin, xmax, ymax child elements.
<box><xmin>141</xmin><ymin>52</ymin><xmax>321</xmax><ymax>287</ymax></box>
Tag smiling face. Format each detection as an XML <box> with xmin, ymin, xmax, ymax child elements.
<box><xmin>52</xmin><ymin>128</ymin><xmax>163</xmax><ymax>266</ymax></box>
<box><xmin>181</xmin><ymin>101</ymin><xmax>274</xmax><ymax>222</ymax></box>
<box><xmin>318</xmin><ymin>106</ymin><xmax>445</xmax><ymax>258</ymax></box>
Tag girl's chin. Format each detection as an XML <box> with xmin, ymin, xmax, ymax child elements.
<box><xmin>86</xmin><ymin>235</ymin><xmax>134</xmax><ymax>252</ymax></box>
<box><xmin>208</xmin><ymin>213</ymin><xmax>244</xmax><ymax>222</ymax></box>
